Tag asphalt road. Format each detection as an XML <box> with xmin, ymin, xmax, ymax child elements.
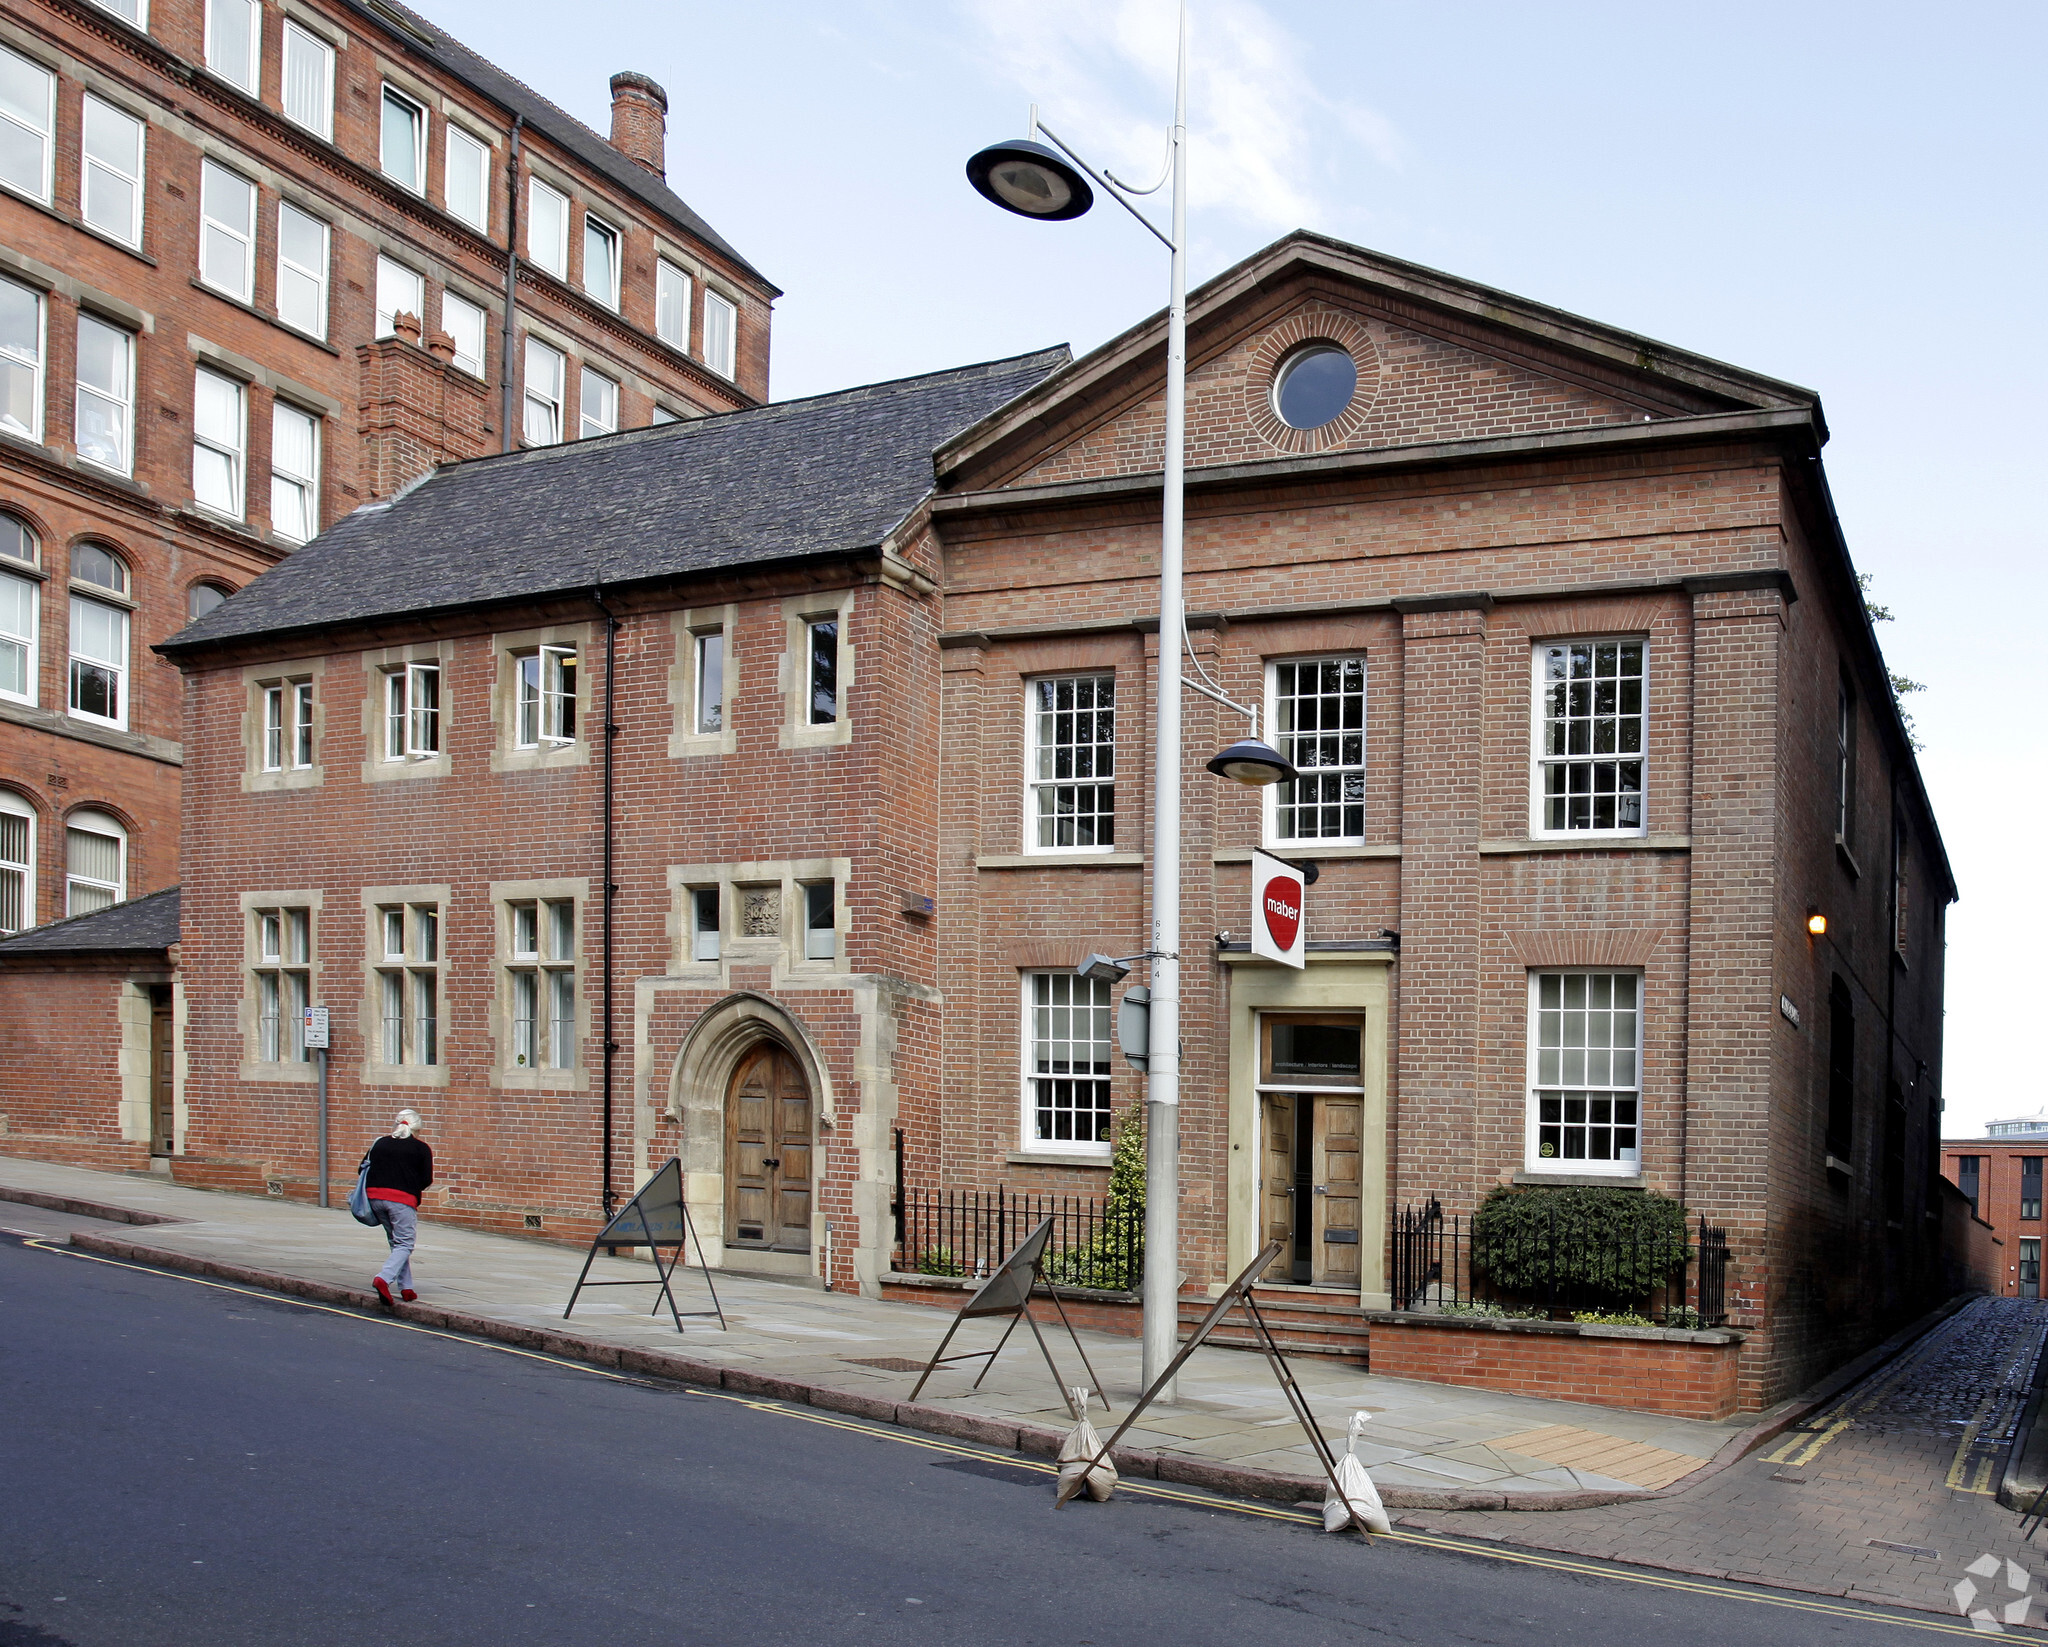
<box><xmin>0</xmin><ymin>1228</ymin><xmax>1954</xmax><ymax>1647</ymax></box>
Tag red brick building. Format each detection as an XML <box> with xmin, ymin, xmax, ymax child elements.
<box><xmin>1941</xmin><ymin>1122</ymin><xmax>2048</xmax><ymax>1297</ymax></box>
<box><xmin>0</xmin><ymin>0</ymin><xmax>776</xmax><ymax>947</ymax></box>
<box><xmin>4</xmin><ymin>233</ymin><xmax>1953</xmax><ymax>1413</ymax></box>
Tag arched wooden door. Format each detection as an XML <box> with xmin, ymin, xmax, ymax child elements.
<box><xmin>725</xmin><ymin>1044</ymin><xmax>812</xmax><ymax>1252</ymax></box>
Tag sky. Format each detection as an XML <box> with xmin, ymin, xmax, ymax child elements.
<box><xmin>422</xmin><ymin>0</ymin><xmax>2046</xmax><ymax>1135</ymax></box>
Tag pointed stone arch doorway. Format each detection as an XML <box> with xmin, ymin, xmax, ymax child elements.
<box><xmin>723</xmin><ymin>1043</ymin><xmax>812</xmax><ymax>1253</ymax></box>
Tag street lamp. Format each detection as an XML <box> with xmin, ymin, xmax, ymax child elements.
<box><xmin>969</xmin><ymin>2</ymin><xmax>1263</xmax><ymax>1398</ymax></box>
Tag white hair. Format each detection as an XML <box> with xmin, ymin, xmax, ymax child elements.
<box><xmin>393</xmin><ymin>1108</ymin><xmax>423</xmax><ymax>1139</ymax></box>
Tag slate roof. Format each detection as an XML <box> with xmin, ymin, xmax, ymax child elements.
<box><xmin>161</xmin><ymin>347</ymin><xmax>1070</xmax><ymax>658</ymax></box>
<box><xmin>340</xmin><ymin>0</ymin><xmax>776</xmax><ymax>293</ymax></box>
<box><xmin>0</xmin><ymin>887</ymin><xmax>179</xmax><ymax>956</ymax></box>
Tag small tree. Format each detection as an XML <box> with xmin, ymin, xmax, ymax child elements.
<box><xmin>1859</xmin><ymin>572</ymin><xmax>1926</xmax><ymax>751</ymax></box>
<box><xmin>1044</xmin><ymin>1106</ymin><xmax>1146</xmax><ymax>1291</ymax></box>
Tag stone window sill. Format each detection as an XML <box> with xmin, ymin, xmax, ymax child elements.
<box><xmin>1513</xmin><ymin>1170</ymin><xmax>1647</xmax><ymax>1190</ymax></box>
<box><xmin>1006</xmin><ymin>1151</ymin><xmax>1112</xmax><ymax>1169</ymax></box>
<box><xmin>976</xmin><ymin>853</ymin><xmax>1144</xmax><ymax>871</ymax></box>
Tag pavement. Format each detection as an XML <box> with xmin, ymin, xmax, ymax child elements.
<box><xmin>0</xmin><ymin>1154</ymin><xmax>1761</xmax><ymax>1508</ymax></box>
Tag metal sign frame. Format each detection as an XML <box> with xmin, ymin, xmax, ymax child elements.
<box><xmin>562</xmin><ymin>1156</ymin><xmax>726</xmax><ymax>1334</ymax></box>
<box><xmin>1053</xmin><ymin>1238</ymin><xmax>1376</xmax><ymax>1537</ymax></box>
<box><xmin>908</xmin><ymin>1216</ymin><xmax>1111</xmax><ymax>1421</ymax></box>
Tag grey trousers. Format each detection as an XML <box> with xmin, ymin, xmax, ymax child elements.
<box><xmin>372</xmin><ymin>1200</ymin><xmax>417</xmax><ymax>1291</ymax></box>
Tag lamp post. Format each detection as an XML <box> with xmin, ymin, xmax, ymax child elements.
<box><xmin>967</xmin><ymin>3</ymin><xmax>1292</xmax><ymax>1395</ymax></box>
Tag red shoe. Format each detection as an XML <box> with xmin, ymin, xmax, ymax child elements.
<box><xmin>400</xmin><ymin>1289</ymin><xmax>417</xmax><ymax>1302</ymax></box>
<box><xmin>372</xmin><ymin>1276</ymin><xmax>394</xmax><ymax>1307</ymax></box>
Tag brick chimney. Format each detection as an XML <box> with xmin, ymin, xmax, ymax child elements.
<box><xmin>608</xmin><ymin>72</ymin><xmax>668</xmax><ymax>178</ymax></box>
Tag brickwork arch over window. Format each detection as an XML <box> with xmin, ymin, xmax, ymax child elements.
<box><xmin>1241</xmin><ymin>307</ymin><xmax>1381</xmax><ymax>454</ymax></box>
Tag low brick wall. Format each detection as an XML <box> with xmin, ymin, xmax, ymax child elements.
<box><xmin>880</xmin><ymin>1272</ymin><xmax>1142</xmax><ymax>1337</ymax></box>
<box><xmin>1366</xmin><ymin>1312</ymin><xmax>1746</xmax><ymax>1419</ymax></box>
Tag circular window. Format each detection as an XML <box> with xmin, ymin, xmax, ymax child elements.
<box><xmin>1272</xmin><ymin>345</ymin><xmax>1358</xmax><ymax>431</ymax></box>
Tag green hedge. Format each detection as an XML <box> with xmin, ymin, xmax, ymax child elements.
<box><xmin>1470</xmin><ymin>1185</ymin><xmax>1690</xmax><ymax>1309</ymax></box>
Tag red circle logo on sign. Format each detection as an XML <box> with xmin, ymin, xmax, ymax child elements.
<box><xmin>1262</xmin><ymin>876</ymin><xmax>1303</xmax><ymax>952</ymax></box>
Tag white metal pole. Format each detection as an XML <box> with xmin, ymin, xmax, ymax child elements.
<box><xmin>1142</xmin><ymin>0</ymin><xmax>1189</xmax><ymax>1398</ymax></box>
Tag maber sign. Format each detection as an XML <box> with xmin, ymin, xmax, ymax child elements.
<box><xmin>1250</xmin><ymin>849</ymin><xmax>1305</xmax><ymax>969</ymax></box>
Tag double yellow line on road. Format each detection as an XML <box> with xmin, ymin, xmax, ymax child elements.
<box><xmin>11</xmin><ymin>1231</ymin><xmax>2000</xmax><ymax>1641</ymax></box>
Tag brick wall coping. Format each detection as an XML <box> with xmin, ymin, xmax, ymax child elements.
<box><xmin>1363</xmin><ymin>1309</ymin><xmax>1743</xmax><ymax>1348</ymax></box>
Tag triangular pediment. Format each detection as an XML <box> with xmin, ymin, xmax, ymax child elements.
<box><xmin>936</xmin><ymin>231</ymin><xmax>1819</xmax><ymax>494</ymax></box>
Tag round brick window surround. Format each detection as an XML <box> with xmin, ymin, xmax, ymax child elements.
<box><xmin>1242</xmin><ymin>308</ymin><xmax>1381</xmax><ymax>455</ymax></box>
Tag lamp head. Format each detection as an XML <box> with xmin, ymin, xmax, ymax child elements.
<box><xmin>1806</xmin><ymin>911</ymin><xmax>1828</xmax><ymax>937</ymax></box>
<box><xmin>966</xmin><ymin>138</ymin><xmax>1094</xmax><ymax>221</ymax></box>
<box><xmin>1205</xmin><ymin>737</ymin><xmax>1299</xmax><ymax>788</ymax></box>
<box><xmin>1075</xmin><ymin>952</ymin><xmax>1131</xmax><ymax>985</ymax></box>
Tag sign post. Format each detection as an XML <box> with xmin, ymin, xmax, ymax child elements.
<box><xmin>563</xmin><ymin>1157</ymin><xmax>726</xmax><ymax>1333</ymax></box>
<box><xmin>303</xmin><ymin>1006</ymin><xmax>331</xmax><ymax>1207</ymax></box>
<box><xmin>1250</xmin><ymin>850</ymin><xmax>1306</xmax><ymax>968</ymax></box>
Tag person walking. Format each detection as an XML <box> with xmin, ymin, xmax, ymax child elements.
<box><xmin>364</xmin><ymin>1108</ymin><xmax>434</xmax><ymax>1307</ymax></box>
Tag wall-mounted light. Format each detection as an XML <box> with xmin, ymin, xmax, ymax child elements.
<box><xmin>1806</xmin><ymin>911</ymin><xmax>1828</xmax><ymax>937</ymax></box>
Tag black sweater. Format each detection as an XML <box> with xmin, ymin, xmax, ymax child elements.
<box><xmin>365</xmin><ymin>1135</ymin><xmax>434</xmax><ymax>1205</ymax></box>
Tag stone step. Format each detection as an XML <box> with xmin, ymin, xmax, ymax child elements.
<box><xmin>1186</xmin><ymin>1327</ymin><xmax>1369</xmax><ymax>1362</ymax></box>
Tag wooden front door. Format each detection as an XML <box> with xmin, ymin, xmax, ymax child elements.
<box><xmin>1261</xmin><ymin>1092</ymin><xmax>1298</xmax><ymax>1275</ymax></box>
<box><xmin>1262</xmin><ymin>1092</ymin><xmax>1363</xmax><ymax>1286</ymax></box>
<box><xmin>1310</xmin><ymin>1095</ymin><xmax>1363</xmax><ymax>1286</ymax></box>
<box><xmin>725</xmin><ymin>1045</ymin><xmax>812</xmax><ymax>1251</ymax></box>
<box><xmin>148</xmin><ymin>986</ymin><xmax>174</xmax><ymax>1157</ymax></box>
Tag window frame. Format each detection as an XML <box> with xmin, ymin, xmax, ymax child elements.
<box><xmin>67</xmin><ymin>590</ymin><xmax>128</xmax><ymax>729</ymax></box>
<box><xmin>526</xmin><ymin>178</ymin><xmax>569</xmax><ymax>279</ymax></box>
<box><xmin>79</xmin><ymin>95</ymin><xmax>146</xmax><ymax>249</ymax></box>
<box><xmin>2024</xmin><ymin>1158</ymin><xmax>2043</xmax><ymax>1223</ymax></box>
<box><xmin>0</xmin><ymin>44</ymin><xmax>56</xmax><ymax>206</ymax></box>
<box><xmin>375</xmin><ymin>901</ymin><xmax>442</xmax><ymax>1068</ymax></box>
<box><xmin>382</xmin><ymin>661</ymin><xmax>441</xmax><ymax>761</ymax></box>
<box><xmin>1024</xmin><ymin>671</ymin><xmax>1117</xmax><ymax>855</ymax></box>
<box><xmin>258</xmin><ymin>674</ymin><xmax>315</xmax><ymax>772</ymax></box>
<box><xmin>694</xmin><ymin>626</ymin><xmax>724</xmax><ymax>735</ymax></box>
<box><xmin>0</xmin><ymin>789</ymin><xmax>34</xmax><ymax>935</ymax></box>
<box><xmin>64</xmin><ymin>809</ymin><xmax>126</xmax><ymax>916</ymax></box>
<box><xmin>521</xmin><ymin>336</ymin><xmax>564</xmax><ymax>445</ymax></box>
<box><xmin>373</xmin><ymin>255</ymin><xmax>424</xmax><ymax>341</ymax></box>
<box><xmin>440</xmin><ymin>290</ymin><xmax>487</xmax><ymax>378</ymax></box>
<box><xmin>72</xmin><ymin>312</ymin><xmax>132</xmax><ymax>475</ymax></box>
<box><xmin>204</xmin><ymin>0</ymin><xmax>262</xmax><ymax>95</ymax></box>
<box><xmin>806</xmin><ymin>616</ymin><xmax>840</xmax><ymax>727</ymax></box>
<box><xmin>442</xmin><ymin>123</ymin><xmax>490</xmax><ymax>231</ymax></box>
<box><xmin>513</xmin><ymin>642</ymin><xmax>577</xmax><ymax>748</ymax></box>
<box><xmin>0</xmin><ymin>274</ymin><xmax>44</xmax><ymax>442</ymax></box>
<box><xmin>251</xmin><ymin>902</ymin><xmax>314</xmax><ymax>1065</ymax></box>
<box><xmin>655</xmin><ymin>259</ymin><xmax>691</xmax><ymax>350</ymax></box>
<box><xmin>0</xmin><ymin>556</ymin><xmax>37</xmax><ymax>708</ymax></box>
<box><xmin>689</xmin><ymin>886</ymin><xmax>720</xmax><ymax>962</ymax></box>
<box><xmin>275</xmin><ymin>202</ymin><xmax>330</xmax><ymax>340</ymax></box>
<box><xmin>1835</xmin><ymin>676</ymin><xmax>1857</xmax><ymax>850</ymax></box>
<box><xmin>269</xmin><ymin>399</ymin><xmax>320</xmax><ymax>544</ymax></box>
<box><xmin>1264</xmin><ymin>654</ymin><xmax>1367</xmax><ymax>847</ymax></box>
<box><xmin>578</xmin><ymin>365</ymin><xmax>616</xmax><ymax>439</ymax></box>
<box><xmin>191</xmin><ymin>366</ymin><xmax>247</xmax><ymax>521</ymax></box>
<box><xmin>280</xmin><ymin>20</ymin><xmax>335</xmax><ymax>140</ymax></box>
<box><xmin>506</xmin><ymin>895</ymin><xmax>577</xmax><ymax>1071</ymax></box>
<box><xmin>583</xmin><ymin>213</ymin><xmax>620</xmax><ymax>309</ymax></box>
<box><xmin>1019</xmin><ymin>970</ymin><xmax>1115</xmax><ymax>1156</ymax></box>
<box><xmin>702</xmin><ymin>288</ymin><xmax>736</xmax><ymax>377</ymax></box>
<box><xmin>1529</xmin><ymin>638</ymin><xmax>1648</xmax><ymax>839</ymax></box>
<box><xmin>801</xmin><ymin>880</ymin><xmax>836</xmax><ymax>962</ymax></box>
<box><xmin>1523</xmin><ymin>969</ymin><xmax>1643</xmax><ymax>1177</ymax></box>
<box><xmin>379</xmin><ymin>84</ymin><xmax>426</xmax><ymax>194</ymax></box>
<box><xmin>198</xmin><ymin>158</ymin><xmax>257</xmax><ymax>303</ymax></box>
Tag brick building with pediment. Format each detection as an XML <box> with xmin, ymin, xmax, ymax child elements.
<box><xmin>0</xmin><ymin>232</ymin><xmax>1953</xmax><ymax>1417</ymax></box>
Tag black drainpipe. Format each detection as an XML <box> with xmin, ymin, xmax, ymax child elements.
<box><xmin>594</xmin><ymin>588</ymin><xmax>621</xmax><ymax>1217</ymax></box>
<box><xmin>498</xmin><ymin>115</ymin><xmax>524</xmax><ymax>454</ymax></box>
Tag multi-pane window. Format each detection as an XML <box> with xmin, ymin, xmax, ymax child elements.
<box><xmin>703</xmin><ymin>290</ymin><xmax>736</xmax><ymax>377</ymax></box>
<box><xmin>0</xmin><ymin>45</ymin><xmax>55</xmax><ymax>203</ymax></box>
<box><xmin>1835</xmin><ymin>680</ymin><xmax>1856</xmax><ymax>845</ymax></box>
<box><xmin>281</xmin><ymin>22</ymin><xmax>334</xmax><ymax>139</ymax></box>
<box><xmin>254</xmin><ymin>905</ymin><xmax>312</xmax><ymax>1063</ymax></box>
<box><xmin>690</xmin><ymin>887</ymin><xmax>720</xmax><ymax>961</ymax></box>
<box><xmin>377</xmin><ymin>904</ymin><xmax>440</xmax><ymax>1067</ymax></box>
<box><xmin>0</xmin><ymin>791</ymin><xmax>31</xmax><ymax>933</ymax></box>
<box><xmin>270</xmin><ymin>402</ymin><xmax>319</xmax><ymax>543</ymax></box>
<box><xmin>508</xmin><ymin>898</ymin><xmax>576</xmax><ymax>1069</ymax></box>
<box><xmin>578</xmin><ymin>367</ymin><xmax>616</xmax><ymax>439</ymax></box>
<box><xmin>1957</xmin><ymin>1155</ymin><xmax>1981</xmax><ymax>1214</ymax></box>
<box><xmin>380</xmin><ymin>87</ymin><xmax>424</xmax><ymax>192</ymax></box>
<box><xmin>527</xmin><ymin>179</ymin><xmax>569</xmax><ymax>278</ymax></box>
<box><xmin>443</xmin><ymin>125</ymin><xmax>489</xmax><ymax>230</ymax></box>
<box><xmin>260</xmin><ymin>679</ymin><xmax>314</xmax><ymax>771</ymax></box>
<box><xmin>1528</xmin><ymin>971</ymin><xmax>1640</xmax><ymax>1171</ymax></box>
<box><xmin>192</xmin><ymin>368</ymin><xmax>245</xmax><ymax>519</ymax></box>
<box><xmin>65</xmin><ymin>811</ymin><xmax>125</xmax><ymax>915</ymax></box>
<box><xmin>74</xmin><ymin>314</ymin><xmax>132</xmax><ymax>473</ymax></box>
<box><xmin>1270</xmin><ymin>655</ymin><xmax>1365</xmax><ymax>842</ymax></box>
<box><xmin>1891</xmin><ymin>815</ymin><xmax>1910</xmax><ymax>957</ymax></box>
<box><xmin>382</xmin><ymin>662</ymin><xmax>440</xmax><ymax>760</ymax></box>
<box><xmin>583</xmin><ymin>216</ymin><xmax>620</xmax><ymax>308</ymax></box>
<box><xmin>1534</xmin><ymin>640</ymin><xmax>1645</xmax><ymax>834</ymax></box>
<box><xmin>807</xmin><ymin>618</ymin><xmax>839</xmax><ymax>725</ymax></box>
<box><xmin>2025</xmin><ymin>1159</ymin><xmax>2043</xmax><ymax>1223</ymax></box>
<box><xmin>80</xmin><ymin>97</ymin><xmax>145</xmax><ymax>247</ymax></box>
<box><xmin>205</xmin><ymin>0</ymin><xmax>261</xmax><ymax>94</ymax></box>
<box><xmin>441</xmin><ymin>292</ymin><xmax>486</xmax><ymax>377</ymax></box>
<box><xmin>276</xmin><ymin>204</ymin><xmax>329</xmax><ymax>338</ymax></box>
<box><xmin>656</xmin><ymin>260</ymin><xmax>690</xmax><ymax>349</ymax></box>
<box><xmin>2023</xmin><ymin>1239</ymin><xmax>2042</xmax><ymax>1296</ymax></box>
<box><xmin>0</xmin><ymin>515</ymin><xmax>36</xmax><ymax>705</ymax></box>
<box><xmin>522</xmin><ymin>338</ymin><xmax>563</xmax><ymax>444</ymax></box>
<box><xmin>374</xmin><ymin>256</ymin><xmax>424</xmax><ymax>340</ymax></box>
<box><xmin>803</xmin><ymin>882</ymin><xmax>836</xmax><ymax>961</ymax></box>
<box><xmin>694</xmin><ymin>628</ymin><xmax>723</xmax><ymax>733</ymax></box>
<box><xmin>0</xmin><ymin>276</ymin><xmax>42</xmax><ymax>439</ymax></box>
<box><xmin>69</xmin><ymin>581</ymin><xmax>129</xmax><ymax>729</ymax></box>
<box><xmin>1029</xmin><ymin>674</ymin><xmax>1115</xmax><ymax>851</ymax></box>
<box><xmin>514</xmin><ymin>644</ymin><xmax>576</xmax><ymax>746</ymax></box>
<box><xmin>198</xmin><ymin>160</ymin><xmax>256</xmax><ymax>301</ymax></box>
<box><xmin>1026</xmin><ymin>972</ymin><xmax>1113</xmax><ymax>1147</ymax></box>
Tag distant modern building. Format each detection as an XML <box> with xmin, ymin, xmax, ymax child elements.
<box><xmin>1984</xmin><ymin>1111</ymin><xmax>2048</xmax><ymax>1139</ymax></box>
<box><xmin>1943</xmin><ymin>1124</ymin><xmax>2047</xmax><ymax>1297</ymax></box>
<box><xmin>0</xmin><ymin>0</ymin><xmax>776</xmax><ymax>942</ymax></box>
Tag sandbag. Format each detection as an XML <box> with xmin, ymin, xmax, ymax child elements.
<box><xmin>1322</xmin><ymin>1412</ymin><xmax>1392</xmax><ymax>1536</ymax></box>
<box><xmin>1056</xmin><ymin>1386</ymin><xmax>1118</xmax><ymax>1503</ymax></box>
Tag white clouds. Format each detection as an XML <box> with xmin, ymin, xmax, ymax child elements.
<box><xmin>958</xmin><ymin>0</ymin><xmax>1401</xmax><ymax>237</ymax></box>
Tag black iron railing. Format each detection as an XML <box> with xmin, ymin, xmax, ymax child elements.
<box><xmin>896</xmin><ymin>1185</ymin><xmax>1143</xmax><ymax>1294</ymax></box>
<box><xmin>1391</xmin><ymin>1197</ymin><xmax>1731</xmax><ymax>1327</ymax></box>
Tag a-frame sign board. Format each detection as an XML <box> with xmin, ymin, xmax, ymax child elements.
<box><xmin>908</xmin><ymin>1217</ymin><xmax>1111</xmax><ymax>1422</ymax></box>
<box><xmin>1053</xmin><ymin>1238</ymin><xmax>1376</xmax><ymax>1538</ymax></box>
<box><xmin>563</xmin><ymin>1157</ymin><xmax>726</xmax><ymax>1335</ymax></box>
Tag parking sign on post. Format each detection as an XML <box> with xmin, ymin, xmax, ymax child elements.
<box><xmin>302</xmin><ymin>1006</ymin><xmax>330</xmax><ymax>1049</ymax></box>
